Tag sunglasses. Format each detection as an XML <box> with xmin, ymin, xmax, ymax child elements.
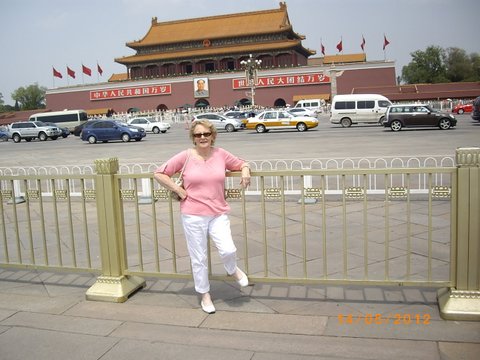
<box><xmin>193</xmin><ymin>132</ymin><xmax>212</xmax><ymax>138</ymax></box>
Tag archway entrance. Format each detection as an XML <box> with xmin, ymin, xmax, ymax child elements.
<box><xmin>157</xmin><ymin>104</ymin><xmax>168</xmax><ymax>111</ymax></box>
<box><xmin>237</xmin><ymin>98</ymin><xmax>251</xmax><ymax>106</ymax></box>
<box><xmin>127</xmin><ymin>107</ymin><xmax>140</xmax><ymax>113</ymax></box>
<box><xmin>194</xmin><ymin>99</ymin><xmax>210</xmax><ymax>108</ymax></box>
<box><xmin>274</xmin><ymin>98</ymin><xmax>287</xmax><ymax>107</ymax></box>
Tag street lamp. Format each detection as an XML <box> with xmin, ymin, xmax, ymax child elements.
<box><xmin>240</xmin><ymin>54</ymin><xmax>262</xmax><ymax>107</ymax></box>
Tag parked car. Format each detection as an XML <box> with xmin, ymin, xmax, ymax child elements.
<box><xmin>471</xmin><ymin>96</ymin><xmax>480</xmax><ymax>121</ymax></box>
<box><xmin>192</xmin><ymin>113</ymin><xmax>243</xmax><ymax>132</ymax></box>
<box><xmin>44</xmin><ymin>122</ymin><xmax>70</xmax><ymax>138</ymax></box>
<box><xmin>383</xmin><ymin>104</ymin><xmax>457</xmax><ymax>132</ymax></box>
<box><xmin>452</xmin><ymin>103</ymin><xmax>473</xmax><ymax>114</ymax></box>
<box><xmin>287</xmin><ymin>108</ymin><xmax>317</xmax><ymax>117</ymax></box>
<box><xmin>72</xmin><ymin>119</ymin><xmax>99</xmax><ymax>136</ymax></box>
<box><xmin>81</xmin><ymin>120</ymin><xmax>146</xmax><ymax>143</ymax></box>
<box><xmin>127</xmin><ymin>117</ymin><xmax>170</xmax><ymax>133</ymax></box>
<box><xmin>223</xmin><ymin>110</ymin><xmax>248</xmax><ymax>119</ymax></box>
<box><xmin>223</xmin><ymin>111</ymin><xmax>249</xmax><ymax>126</ymax></box>
<box><xmin>8</xmin><ymin>121</ymin><xmax>62</xmax><ymax>142</ymax></box>
<box><xmin>246</xmin><ymin>110</ymin><xmax>318</xmax><ymax>133</ymax></box>
<box><xmin>0</xmin><ymin>126</ymin><xmax>9</xmax><ymax>141</ymax></box>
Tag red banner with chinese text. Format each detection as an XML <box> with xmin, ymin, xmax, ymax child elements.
<box><xmin>232</xmin><ymin>73</ymin><xmax>330</xmax><ymax>89</ymax></box>
<box><xmin>90</xmin><ymin>85</ymin><xmax>172</xmax><ymax>100</ymax></box>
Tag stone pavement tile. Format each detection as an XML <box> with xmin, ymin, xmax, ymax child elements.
<box><xmin>0</xmin><ymin>309</ymin><xmax>16</xmax><ymax>321</ymax></box>
<box><xmin>1</xmin><ymin>311</ymin><xmax>122</xmax><ymax>336</ymax></box>
<box><xmin>0</xmin><ymin>291</ymin><xmax>82</xmax><ymax>314</ymax></box>
<box><xmin>65</xmin><ymin>300</ymin><xmax>206</xmax><ymax>327</ymax></box>
<box><xmin>324</xmin><ymin>314</ymin><xmax>480</xmax><ymax>342</ymax></box>
<box><xmin>99</xmin><ymin>338</ymin><xmax>253</xmax><ymax>360</ymax></box>
<box><xmin>200</xmin><ymin>311</ymin><xmax>328</xmax><ymax>335</ymax></box>
<box><xmin>111</xmin><ymin>322</ymin><xmax>441</xmax><ymax>359</ymax></box>
<box><xmin>0</xmin><ymin>325</ymin><xmax>9</xmax><ymax>335</ymax></box>
<box><xmin>438</xmin><ymin>342</ymin><xmax>480</xmax><ymax>360</ymax></box>
<box><xmin>252</xmin><ymin>354</ymin><xmax>351</xmax><ymax>360</ymax></box>
<box><xmin>0</xmin><ymin>327</ymin><xmax>118</xmax><ymax>360</ymax></box>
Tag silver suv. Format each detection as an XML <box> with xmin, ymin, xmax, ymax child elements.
<box><xmin>8</xmin><ymin>121</ymin><xmax>62</xmax><ymax>142</ymax></box>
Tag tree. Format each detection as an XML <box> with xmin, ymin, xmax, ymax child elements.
<box><xmin>444</xmin><ymin>47</ymin><xmax>472</xmax><ymax>82</ymax></box>
<box><xmin>401</xmin><ymin>46</ymin><xmax>447</xmax><ymax>84</ymax></box>
<box><xmin>11</xmin><ymin>83</ymin><xmax>47</xmax><ymax>110</ymax></box>
<box><xmin>470</xmin><ymin>53</ymin><xmax>480</xmax><ymax>81</ymax></box>
<box><xmin>402</xmin><ymin>45</ymin><xmax>480</xmax><ymax>84</ymax></box>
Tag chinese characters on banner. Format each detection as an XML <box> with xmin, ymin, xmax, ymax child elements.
<box><xmin>89</xmin><ymin>73</ymin><xmax>328</xmax><ymax>100</ymax></box>
<box><xmin>90</xmin><ymin>84</ymin><xmax>172</xmax><ymax>100</ymax></box>
<box><xmin>232</xmin><ymin>73</ymin><xmax>330</xmax><ymax>89</ymax></box>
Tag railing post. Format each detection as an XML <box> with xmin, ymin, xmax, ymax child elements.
<box><xmin>86</xmin><ymin>158</ymin><xmax>145</xmax><ymax>302</ymax></box>
<box><xmin>438</xmin><ymin>147</ymin><xmax>480</xmax><ymax>320</ymax></box>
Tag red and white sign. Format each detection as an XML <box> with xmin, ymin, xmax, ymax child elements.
<box><xmin>232</xmin><ymin>73</ymin><xmax>330</xmax><ymax>89</ymax></box>
<box><xmin>90</xmin><ymin>85</ymin><xmax>172</xmax><ymax>101</ymax></box>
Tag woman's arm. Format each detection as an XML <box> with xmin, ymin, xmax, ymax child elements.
<box><xmin>239</xmin><ymin>162</ymin><xmax>251</xmax><ymax>188</ymax></box>
<box><xmin>153</xmin><ymin>172</ymin><xmax>188</xmax><ymax>200</ymax></box>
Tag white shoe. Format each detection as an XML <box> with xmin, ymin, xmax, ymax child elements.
<box><xmin>235</xmin><ymin>268</ymin><xmax>249</xmax><ymax>287</ymax></box>
<box><xmin>201</xmin><ymin>301</ymin><xmax>216</xmax><ymax>314</ymax></box>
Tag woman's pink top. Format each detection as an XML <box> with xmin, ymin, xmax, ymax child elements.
<box><xmin>155</xmin><ymin>147</ymin><xmax>245</xmax><ymax>215</ymax></box>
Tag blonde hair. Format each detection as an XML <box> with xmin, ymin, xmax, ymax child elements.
<box><xmin>190</xmin><ymin>119</ymin><xmax>217</xmax><ymax>145</ymax></box>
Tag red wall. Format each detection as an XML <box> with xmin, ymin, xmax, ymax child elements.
<box><xmin>45</xmin><ymin>65</ymin><xmax>397</xmax><ymax>112</ymax></box>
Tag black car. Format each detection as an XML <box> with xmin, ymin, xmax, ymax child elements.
<box><xmin>471</xmin><ymin>96</ymin><xmax>480</xmax><ymax>121</ymax></box>
<box><xmin>72</xmin><ymin>120</ymin><xmax>99</xmax><ymax>136</ymax></box>
<box><xmin>383</xmin><ymin>104</ymin><xmax>457</xmax><ymax>131</ymax></box>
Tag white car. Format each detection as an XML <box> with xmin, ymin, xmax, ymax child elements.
<box><xmin>192</xmin><ymin>113</ymin><xmax>244</xmax><ymax>132</ymax></box>
<box><xmin>287</xmin><ymin>108</ymin><xmax>317</xmax><ymax>117</ymax></box>
<box><xmin>127</xmin><ymin>117</ymin><xmax>170</xmax><ymax>134</ymax></box>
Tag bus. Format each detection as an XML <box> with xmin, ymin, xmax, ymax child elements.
<box><xmin>29</xmin><ymin>110</ymin><xmax>88</xmax><ymax>130</ymax></box>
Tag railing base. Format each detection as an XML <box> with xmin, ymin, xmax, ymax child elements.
<box><xmin>438</xmin><ymin>288</ymin><xmax>480</xmax><ymax>321</ymax></box>
<box><xmin>86</xmin><ymin>275</ymin><xmax>146</xmax><ymax>303</ymax></box>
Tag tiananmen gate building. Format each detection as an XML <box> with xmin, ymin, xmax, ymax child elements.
<box><xmin>46</xmin><ymin>2</ymin><xmax>398</xmax><ymax>114</ymax></box>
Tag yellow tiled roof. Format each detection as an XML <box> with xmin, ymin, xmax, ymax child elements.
<box><xmin>116</xmin><ymin>39</ymin><xmax>304</xmax><ymax>64</ymax></box>
<box><xmin>108</xmin><ymin>73</ymin><xmax>129</xmax><ymax>82</ymax></box>
<box><xmin>128</xmin><ymin>3</ymin><xmax>293</xmax><ymax>48</ymax></box>
<box><xmin>323</xmin><ymin>53</ymin><xmax>366</xmax><ymax>64</ymax></box>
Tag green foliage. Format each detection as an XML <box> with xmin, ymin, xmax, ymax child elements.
<box><xmin>11</xmin><ymin>83</ymin><xmax>47</xmax><ymax>110</ymax></box>
<box><xmin>402</xmin><ymin>46</ymin><xmax>480</xmax><ymax>84</ymax></box>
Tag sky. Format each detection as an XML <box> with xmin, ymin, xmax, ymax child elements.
<box><xmin>0</xmin><ymin>0</ymin><xmax>478</xmax><ymax>105</ymax></box>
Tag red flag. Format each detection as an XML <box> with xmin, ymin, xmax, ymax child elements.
<box><xmin>336</xmin><ymin>39</ymin><xmax>343</xmax><ymax>52</ymax></box>
<box><xmin>361</xmin><ymin>35</ymin><xmax>366</xmax><ymax>51</ymax></box>
<box><xmin>383</xmin><ymin>34</ymin><xmax>390</xmax><ymax>50</ymax></box>
<box><xmin>67</xmin><ymin>66</ymin><xmax>75</xmax><ymax>79</ymax></box>
<box><xmin>97</xmin><ymin>63</ymin><xmax>103</xmax><ymax>76</ymax></box>
<box><xmin>321</xmin><ymin>42</ymin><xmax>325</xmax><ymax>56</ymax></box>
<box><xmin>53</xmin><ymin>67</ymin><xmax>62</xmax><ymax>79</ymax></box>
<box><xmin>82</xmin><ymin>64</ymin><xmax>92</xmax><ymax>76</ymax></box>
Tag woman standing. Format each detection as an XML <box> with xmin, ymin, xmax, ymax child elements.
<box><xmin>154</xmin><ymin>120</ymin><xmax>251</xmax><ymax>314</ymax></box>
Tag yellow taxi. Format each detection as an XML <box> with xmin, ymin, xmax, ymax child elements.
<box><xmin>245</xmin><ymin>110</ymin><xmax>318</xmax><ymax>133</ymax></box>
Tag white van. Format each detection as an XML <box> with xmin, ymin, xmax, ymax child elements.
<box><xmin>293</xmin><ymin>99</ymin><xmax>323</xmax><ymax>114</ymax></box>
<box><xmin>330</xmin><ymin>94</ymin><xmax>391</xmax><ymax>127</ymax></box>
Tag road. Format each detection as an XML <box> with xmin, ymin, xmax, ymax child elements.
<box><xmin>0</xmin><ymin>114</ymin><xmax>478</xmax><ymax>168</ymax></box>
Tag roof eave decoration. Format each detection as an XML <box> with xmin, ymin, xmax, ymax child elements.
<box><xmin>124</xmin><ymin>3</ymin><xmax>293</xmax><ymax>49</ymax></box>
<box><xmin>115</xmin><ymin>39</ymin><xmax>313</xmax><ymax>65</ymax></box>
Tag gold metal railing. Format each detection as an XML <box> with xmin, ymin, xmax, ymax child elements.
<box><xmin>1</xmin><ymin>148</ymin><xmax>479</xmax><ymax>320</ymax></box>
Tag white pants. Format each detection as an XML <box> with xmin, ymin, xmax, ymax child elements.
<box><xmin>181</xmin><ymin>214</ymin><xmax>238</xmax><ymax>294</ymax></box>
